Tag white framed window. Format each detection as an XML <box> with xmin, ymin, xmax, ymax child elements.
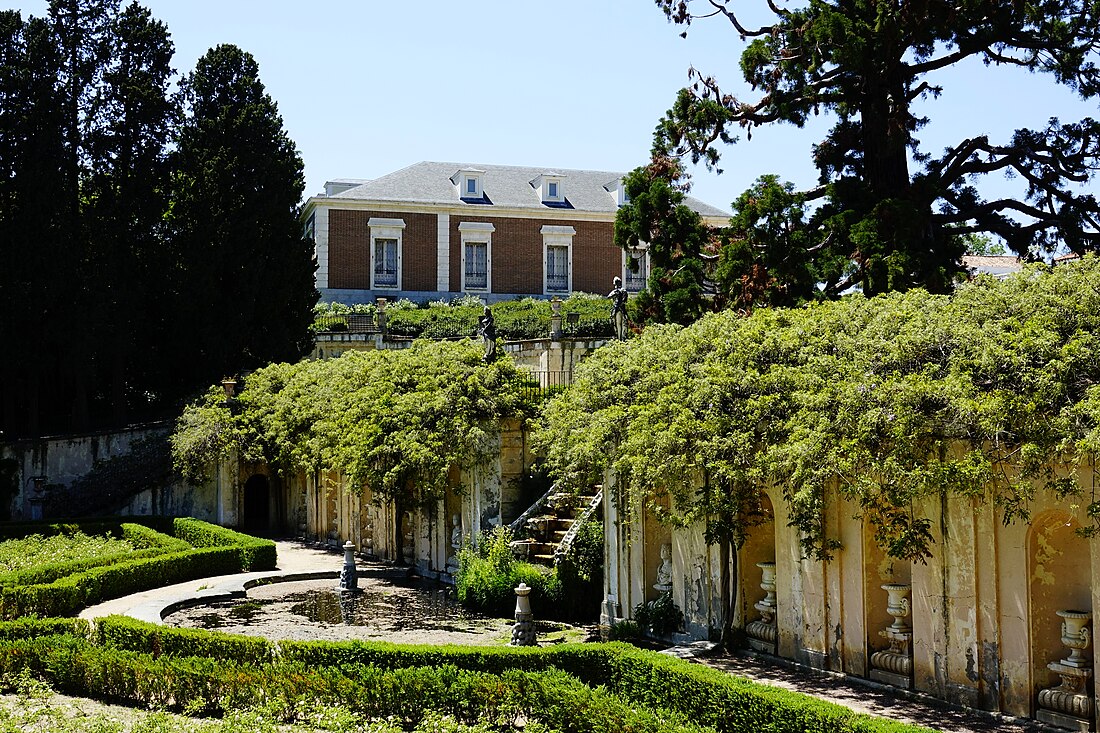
<box><xmin>451</xmin><ymin>168</ymin><xmax>485</xmax><ymax>200</ymax></box>
<box><xmin>624</xmin><ymin>247</ymin><xmax>648</xmax><ymax>292</ymax></box>
<box><xmin>368</xmin><ymin>217</ymin><xmax>405</xmax><ymax>290</ymax></box>
<box><xmin>459</xmin><ymin>221</ymin><xmax>494</xmax><ymax>292</ymax></box>
<box><xmin>541</xmin><ymin>225</ymin><xmax>574</xmax><ymax>294</ymax></box>
<box><xmin>531</xmin><ymin>173</ymin><xmax>566</xmax><ymax>204</ymax></box>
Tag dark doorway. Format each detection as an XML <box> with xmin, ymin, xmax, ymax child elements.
<box><xmin>242</xmin><ymin>474</ymin><xmax>271</xmax><ymax>537</ymax></box>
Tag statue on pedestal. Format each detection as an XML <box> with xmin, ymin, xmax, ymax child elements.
<box><xmin>478</xmin><ymin>306</ymin><xmax>497</xmax><ymax>361</ymax></box>
<box><xmin>445</xmin><ymin>514</ymin><xmax>463</xmax><ymax>575</ymax></box>
<box><xmin>608</xmin><ymin>277</ymin><xmax>628</xmax><ymax>341</ymax></box>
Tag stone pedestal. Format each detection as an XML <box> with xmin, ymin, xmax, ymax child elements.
<box><xmin>746</xmin><ymin>561</ymin><xmax>778</xmax><ymax>654</ymax></box>
<box><xmin>511</xmin><ymin>583</ymin><xmax>536</xmax><ymax>646</ymax></box>
<box><xmin>550</xmin><ymin>298</ymin><xmax>563</xmax><ymax>340</ymax></box>
<box><xmin>599</xmin><ymin>593</ymin><xmax>622</xmax><ymax>638</ymax></box>
<box><xmin>445</xmin><ymin>514</ymin><xmax>462</xmax><ymax>577</ymax></box>
<box><xmin>1037</xmin><ymin>610</ymin><xmax>1093</xmax><ymax>731</ymax></box>
<box><xmin>869</xmin><ymin>583</ymin><xmax>913</xmax><ymax>688</ymax></box>
<box><xmin>337</xmin><ymin>541</ymin><xmax>359</xmax><ymax>593</ymax></box>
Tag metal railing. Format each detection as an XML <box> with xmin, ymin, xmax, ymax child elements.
<box><xmin>514</xmin><ymin>369</ymin><xmax>572</xmax><ymax>400</ymax></box>
<box><xmin>554</xmin><ymin>490</ymin><xmax>603</xmax><ymax>566</ymax></box>
<box><xmin>314</xmin><ymin>314</ymin><xmax>381</xmax><ymax>333</ymax></box>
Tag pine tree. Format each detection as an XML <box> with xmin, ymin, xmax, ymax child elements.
<box><xmin>624</xmin><ymin>0</ymin><xmax>1100</xmax><ymax>311</ymax></box>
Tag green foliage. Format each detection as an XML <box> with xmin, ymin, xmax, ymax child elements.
<box><xmin>615</xmin><ymin>161</ymin><xmax>715</xmax><ymax>325</ymax></box>
<box><xmin>633</xmin><ymin>594</ymin><xmax>684</xmax><ymax>636</ymax></box>
<box><xmin>166</xmin><ymin>43</ymin><xmax>316</xmax><ymax>387</ymax></box>
<box><xmin>538</xmin><ymin>257</ymin><xmax>1100</xmax><ymax>561</ymax></box>
<box><xmin>454</xmin><ymin>527</ymin><xmax>560</xmax><ymax>617</ymax></box>
<box><xmin>641</xmin><ymin>0</ymin><xmax>1100</xmax><ymax>308</ymax></box>
<box><xmin>0</xmin><ymin>620</ymin><xmax>936</xmax><ymax>733</ymax></box>
<box><xmin>0</xmin><ymin>519</ymin><xmax>274</xmax><ymax>619</ymax></box>
<box><xmin>172</xmin><ymin>341</ymin><xmax>530</xmax><ymax>514</ymax></box>
<box><xmin>607</xmin><ymin>620</ymin><xmax>641</xmax><ymax>641</ymax></box>
<box><xmin>383</xmin><ymin>296</ymin><xmax>615</xmax><ymax>340</ymax></box>
<box><xmin>553</xmin><ymin>520</ymin><xmax>603</xmax><ymax>621</ymax></box>
<box><xmin>0</xmin><ymin>530</ymin><xmax>135</xmax><ymax>574</ymax></box>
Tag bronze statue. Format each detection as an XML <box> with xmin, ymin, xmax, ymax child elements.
<box><xmin>608</xmin><ymin>276</ymin><xmax>628</xmax><ymax>340</ymax></box>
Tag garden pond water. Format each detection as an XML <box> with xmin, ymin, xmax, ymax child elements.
<box><xmin>163</xmin><ymin>577</ymin><xmax>586</xmax><ymax>646</ymax></box>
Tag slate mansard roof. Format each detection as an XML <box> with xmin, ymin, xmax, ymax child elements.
<box><xmin>313</xmin><ymin>161</ymin><xmax>730</xmax><ymax>219</ymax></box>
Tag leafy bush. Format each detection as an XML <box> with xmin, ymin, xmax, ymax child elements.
<box><xmin>633</xmin><ymin>593</ymin><xmax>684</xmax><ymax>636</ymax></box>
<box><xmin>455</xmin><ymin>527</ymin><xmax>560</xmax><ymax>617</ymax></box>
<box><xmin>554</xmin><ymin>519</ymin><xmax>603</xmax><ymax>622</ymax></box>
<box><xmin>538</xmin><ymin>257</ymin><xmax>1100</xmax><ymax>562</ymax></box>
<box><xmin>171</xmin><ymin>517</ymin><xmax>276</xmax><ymax>571</ymax></box>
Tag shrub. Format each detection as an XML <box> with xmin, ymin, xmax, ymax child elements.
<box><xmin>0</xmin><ymin>518</ymin><xmax>275</xmax><ymax>618</ymax></box>
<box><xmin>171</xmin><ymin>517</ymin><xmax>276</xmax><ymax>571</ymax></box>
<box><xmin>633</xmin><ymin>593</ymin><xmax>684</xmax><ymax>636</ymax></box>
<box><xmin>454</xmin><ymin>527</ymin><xmax>560</xmax><ymax>618</ymax></box>
<box><xmin>0</xmin><ymin>625</ymin><xmax>935</xmax><ymax>733</ymax></box>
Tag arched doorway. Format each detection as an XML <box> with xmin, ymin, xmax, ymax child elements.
<box><xmin>242</xmin><ymin>474</ymin><xmax>271</xmax><ymax>537</ymax></box>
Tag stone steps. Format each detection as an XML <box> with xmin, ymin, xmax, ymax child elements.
<box><xmin>510</xmin><ymin>488</ymin><xmax>601</xmax><ymax>567</ymax></box>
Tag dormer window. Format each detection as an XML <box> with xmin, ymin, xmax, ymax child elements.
<box><xmin>531</xmin><ymin>173</ymin><xmax>566</xmax><ymax>205</ymax></box>
<box><xmin>604</xmin><ymin>178</ymin><xmax>629</xmax><ymax>207</ymax></box>
<box><xmin>451</xmin><ymin>168</ymin><xmax>485</xmax><ymax>200</ymax></box>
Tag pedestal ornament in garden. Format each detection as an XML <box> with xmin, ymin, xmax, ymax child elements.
<box><xmin>338</xmin><ymin>540</ymin><xmax>359</xmax><ymax>593</ymax></box>
<box><xmin>869</xmin><ymin>583</ymin><xmax>913</xmax><ymax>688</ymax></box>
<box><xmin>1037</xmin><ymin>610</ymin><xmax>1093</xmax><ymax>731</ymax></box>
<box><xmin>511</xmin><ymin>582</ymin><xmax>536</xmax><ymax>646</ymax></box>
<box><xmin>746</xmin><ymin>561</ymin><xmax>778</xmax><ymax>653</ymax></box>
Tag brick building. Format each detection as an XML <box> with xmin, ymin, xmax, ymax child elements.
<box><xmin>303</xmin><ymin>161</ymin><xmax>730</xmax><ymax>304</ymax></box>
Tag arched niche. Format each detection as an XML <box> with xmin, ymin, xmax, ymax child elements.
<box><xmin>864</xmin><ymin>515</ymin><xmax>913</xmax><ymax>688</ymax></box>
<box><xmin>740</xmin><ymin>492</ymin><xmax>777</xmax><ymax>653</ymax></box>
<box><xmin>1028</xmin><ymin>510</ymin><xmax>1091</xmax><ymax>710</ymax></box>
<box><xmin>241</xmin><ymin>474</ymin><xmax>271</xmax><ymax>537</ymax></box>
<box><xmin>643</xmin><ymin>491</ymin><xmax>672</xmax><ymax>602</ymax></box>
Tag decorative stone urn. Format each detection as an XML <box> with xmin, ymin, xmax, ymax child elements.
<box><xmin>870</xmin><ymin>583</ymin><xmax>913</xmax><ymax>689</ymax></box>
<box><xmin>1037</xmin><ymin>610</ymin><xmax>1093</xmax><ymax>732</ymax></box>
<box><xmin>746</xmin><ymin>561</ymin><xmax>778</xmax><ymax>653</ymax></box>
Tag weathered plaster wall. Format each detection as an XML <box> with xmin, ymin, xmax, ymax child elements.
<box><xmin>606</xmin><ymin>468</ymin><xmax>1100</xmax><ymax>726</ymax></box>
<box><xmin>1</xmin><ymin>424</ymin><xmax>170</xmax><ymax>519</ymax></box>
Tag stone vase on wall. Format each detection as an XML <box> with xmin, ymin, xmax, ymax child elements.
<box><xmin>1036</xmin><ymin>610</ymin><xmax>1093</xmax><ymax>732</ymax></box>
<box><xmin>746</xmin><ymin>561</ymin><xmax>778</xmax><ymax>653</ymax></box>
<box><xmin>869</xmin><ymin>583</ymin><xmax>913</xmax><ymax>689</ymax></box>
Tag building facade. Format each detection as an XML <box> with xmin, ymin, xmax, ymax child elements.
<box><xmin>303</xmin><ymin>162</ymin><xmax>730</xmax><ymax>304</ymax></box>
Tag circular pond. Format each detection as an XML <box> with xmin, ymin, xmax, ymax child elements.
<box><xmin>163</xmin><ymin>577</ymin><xmax>585</xmax><ymax>646</ymax></box>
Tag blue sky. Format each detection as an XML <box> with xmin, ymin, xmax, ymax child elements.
<box><xmin>9</xmin><ymin>0</ymin><xmax>1099</xmax><ymax>215</ymax></box>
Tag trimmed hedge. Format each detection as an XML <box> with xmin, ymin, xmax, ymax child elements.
<box><xmin>0</xmin><ymin>516</ymin><xmax>174</xmax><ymax>541</ymax></box>
<box><xmin>0</xmin><ymin>518</ymin><xmax>276</xmax><ymax>619</ymax></box>
<box><xmin>81</xmin><ymin>618</ymin><xmax>935</xmax><ymax>733</ymax></box>
<box><xmin>171</xmin><ymin>517</ymin><xmax>277</xmax><ymax>571</ymax></box>
<box><xmin>0</xmin><ymin>524</ymin><xmax>190</xmax><ymax>588</ymax></box>
<box><xmin>0</xmin><ymin>633</ymin><xmax>709</xmax><ymax>731</ymax></box>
